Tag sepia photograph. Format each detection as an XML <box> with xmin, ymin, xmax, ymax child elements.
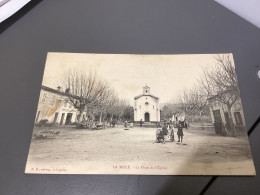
<box><xmin>25</xmin><ymin>53</ymin><xmax>255</xmax><ymax>175</ymax></box>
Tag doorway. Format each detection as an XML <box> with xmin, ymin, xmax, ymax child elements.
<box><xmin>65</xmin><ymin>113</ymin><xmax>73</xmax><ymax>125</ymax></box>
<box><xmin>213</xmin><ymin>110</ymin><xmax>222</xmax><ymax>134</ymax></box>
<box><xmin>144</xmin><ymin>112</ymin><xmax>150</xmax><ymax>122</ymax></box>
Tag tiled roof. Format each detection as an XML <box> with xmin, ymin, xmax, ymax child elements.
<box><xmin>41</xmin><ymin>85</ymin><xmax>79</xmax><ymax>99</ymax></box>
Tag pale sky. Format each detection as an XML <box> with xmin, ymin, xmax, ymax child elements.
<box><xmin>42</xmin><ymin>53</ymin><xmax>234</xmax><ymax>105</ymax></box>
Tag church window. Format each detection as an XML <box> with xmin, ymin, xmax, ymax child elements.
<box><xmin>146</xmin><ymin>90</ymin><xmax>147</xmax><ymax>93</ymax></box>
<box><xmin>153</xmin><ymin>105</ymin><xmax>154</xmax><ymax>109</ymax></box>
<box><xmin>139</xmin><ymin>105</ymin><xmax>141</xmax><ymax>109</ymax></box>
<box><xmin>145</xmin><ymin>102</ymin><xmax>149</xmax><ymax>105</ymax></box>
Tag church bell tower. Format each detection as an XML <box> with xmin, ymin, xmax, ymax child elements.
<box><xmin>143</xmin><ymin>85</ymin><xmax>150</xmax><ymax>94</ymax></box>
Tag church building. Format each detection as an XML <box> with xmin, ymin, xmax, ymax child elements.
<box><xmin>134</xmin><ymin>86</ymin><xmax>160</xmax><ymax>122</ymax></box>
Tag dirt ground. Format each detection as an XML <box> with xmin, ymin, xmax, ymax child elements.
<box><xmin>25</xmin><ymin>125</ymin><xmax>255</xmax><ymax>175</ymax></box>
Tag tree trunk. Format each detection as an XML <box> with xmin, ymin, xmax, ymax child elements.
<box><xmin>78</xmin><ymin>109</ymin><xmax>84</xmax><ymax>122</ymax></box>
<box><xmin>108</xmin><ymin>114</ymin><xmax>113</xmax><ymax>127</ymax></box>
<box><xmin>199</xmin><ymin>110</ymin><xmax>204</xmax><ymax>130</ymax></box>
<box><xmin>99</xmin><ymin>112</ymin><xmax>103</xmax><ymax>123</ymax></box>
<box><xmin>221</xmin><ymin>105</ymin><xmax>228</xmax><ymax>136</ymax></box>
<box><xmin>227</xmin><ymin>105</ymin><xmax>236</xmax><ymax>136</ymax></box>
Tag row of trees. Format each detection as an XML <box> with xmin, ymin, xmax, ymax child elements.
<box><xmin>61</xmin><ymin>68</ymin><xmax>133</xmax><ymax>124</ymax></box>
<box><xmin>162</xmin><ymin>54</ymin><xmax>240</xmax><ymax>136</ymax></box>
<box><xmin>161</xmin><ymin>85</ymin><xmax>209</xmax><ymax>129</ymax></box>
<box><xmin>178</xmin><ymin>85</ymin><xmax>209</xmax><ymax>128</ymax></box>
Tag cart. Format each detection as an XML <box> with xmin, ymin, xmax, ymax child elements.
<box><xmin>156</xmin><ymin>127</ymin><xmax>175</xmax><ymax>143</ymax></box>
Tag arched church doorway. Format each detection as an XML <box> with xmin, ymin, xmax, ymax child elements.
<box><xmin>144</xmin><ymin>112</ymin><xmax>150</xmax><ymax>122</ymax></box>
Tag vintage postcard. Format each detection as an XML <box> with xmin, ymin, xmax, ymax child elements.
<box><xmin>25</xmin><ymin>53</ymin><xmax>255</xmax><ymax>175</ymax></box>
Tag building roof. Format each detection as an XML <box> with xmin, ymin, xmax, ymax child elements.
<box><xmin>41</xmin><ymin>85</ymin><xmax>79</xmax><ymax>99</ymax></box>
<box><xmin>134</xmin><ymin>94</ymin><xmax>159</xmax><ymax>100</ymax></box>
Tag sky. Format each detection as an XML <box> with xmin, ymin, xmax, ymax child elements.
<box><xmin>42</xmin><ymin>53</ymin><xmax>234</xmax><ymax>105</ymax></box>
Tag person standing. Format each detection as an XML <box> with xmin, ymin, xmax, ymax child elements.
<box><xmin>169</xmin><ymin>121</ymin><xmax>174</xmax><ymax>141</ymax></box>
<box><xmin>177</xmin><ymin>121</ymin><xmax>184</xmax><ymax>142</ymax></box>
<box><xmin>169</xmin><ymin>120</ymin><xmax>173</xmax><ymax>127</ymax></box>
<box><xmin>140</xmin><ymin>119</ymin><xmax>143</xmax><ymax>127</ymax></box>
<box><xmin>184</xmin><ymin>119</ymin><xmax>188</xmax><ymax>129</ymax></box>
<box><xmin>124</xmin><ymin>121</ymin><xmax>128</xmax><ymax>128</ymax></box>
<box><xmin>112</xmin><ymin>119</ymin><xmax>115</xmax><ymax>127</ymax></box>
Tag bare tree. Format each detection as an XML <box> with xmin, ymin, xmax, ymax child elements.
<box><xmin>200</xmin><ymin>54</ymin><xmax>240</xmax><ymax>136</ymax></box>
<box><xmin>178</xmin><ymin>89</ymin><xmax>196</xmax><ymax>123</ymax></box>
<box><xmin>189</xmin><ymin>85</ymin><xmax>208</xmax><ymax>129</ymax></box>
<box><xmin>61</xmin><ymin>68</ymin><xmax>113</xmax><ymax>122</ymax></box>
<box><xmin>106</xmin><ymin>97</ymin><xmax>119</xmax><ymax>122</ymax></box>
<box><xmin>122</xmin><ymin>105</ymin><xmax>134</xmax><ymax>122</ymax></box>
<box><xmin>161</xmin><ymin>103</ymin><xmax>179</xmax><ymax>121</ymax></box>
<box><xmin>113</xmin><ymin>100</ymin><xmax>128</xmax><ymax>122</ymax></box>
<box><xmin>95</xmin><ymin>89</ymin><xmax>117</xmax><ymax>123</ymax></box>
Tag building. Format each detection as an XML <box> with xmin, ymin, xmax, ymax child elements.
<box><xmin>134</xmin><ymin>86</ymin><xmax>160</xmax><ymax>122</ymax></box>
<box><xmin>209</xmin><ymin>97</ymin><xmax>246</xmax><ymax>135</ymax></box>
<box><xmin>160</xmin><ymin>103</ymin><xmax>185</xmax><ymax>123</ymax></box>
<box><xmin>35</xmin><ymin>85</ymin><xmax>83</xmax><ymax>125</ymax></box>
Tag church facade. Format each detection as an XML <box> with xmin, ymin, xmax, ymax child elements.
<box><xmin>134</xmin><ymin>86</ymin><xmax>160</xmax><ymax>122</ymax></box>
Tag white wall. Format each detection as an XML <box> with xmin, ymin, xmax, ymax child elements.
<box><xmin>35</xmin><ymin>89</ymin><xmax>80</xmax><ymax>125</ymax></box>
<box><xmin>209</xmin><ymin>99</ymin><xmax>245</xmax><ymax>126</ymax></box>
<box><xmin>134</xmin><ymin>96</ymin><xmax>160</xmax><ymax>122</ymax></box>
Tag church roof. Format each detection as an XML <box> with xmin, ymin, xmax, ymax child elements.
<box><xmin>134</xmin><ymin>94</ymin><xmax>159</xmax><ymax>100</ymax></box>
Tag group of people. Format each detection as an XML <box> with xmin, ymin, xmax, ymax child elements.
<box><xmin>161</xmin><ymin>120</ymin><xmax>184</xmax><ymax>142</ymax></box>
<box><xmin>140</xmin><ymin>119</ymin><xmax>186</xmax><ymax>142</ymax></box>
<box><xmin>150</xmin><ymin>120</ymin><xmax>186</xmax><ymax>143</ymax></box>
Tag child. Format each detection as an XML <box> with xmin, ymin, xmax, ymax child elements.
<box><xmin>169</xmin><ymin>123</ymin><xmax>175</xmax><ymax>141</ymax></box>
<box><xmin>177</xmin><ymin>122</ymin><xmax>184</xmax><ymax>142</ymax></box>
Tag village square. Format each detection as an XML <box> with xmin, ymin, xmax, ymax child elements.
<box><xmin>25</xmin><ymin>53</ymin><xmax>255</xmax><ymax>175</ymax></box>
